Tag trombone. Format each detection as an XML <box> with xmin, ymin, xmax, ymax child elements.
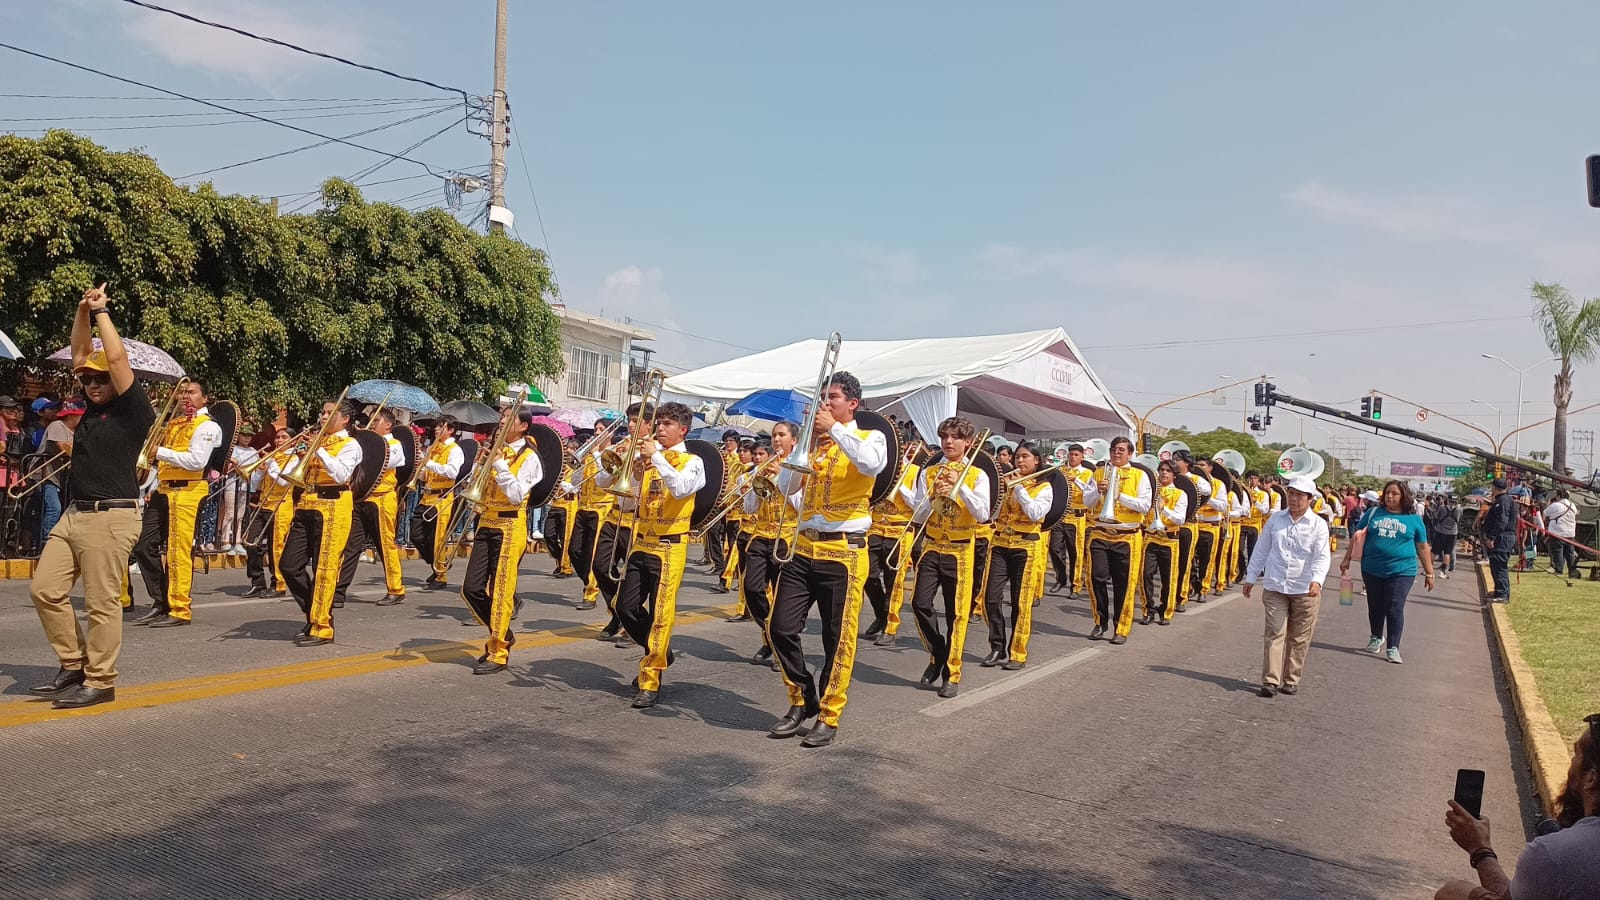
<box><xmin>887</xmin><ymin>429</ymin><xmax>991</xmax><ymax>569</ymax></box>
<box><xmin>439</xmin><ymin>386</ymin><xmax>529</xmax><ymax>569</ymax></box>
<box><xmin>282</xmin><ymin>387</ymin><xmax>351</xmax><ymax>490</ymax></box>
<box><xmin>780</xmin><ymin>331</ymin><xmax>843</xmax><ymax>477</ymax></box>
<box><xmin>693</xmin><ymin>457</ymin><xmax>781</xmax><ymax>538</ymax></box>
<box><xmin>556</xmin><ymin>415</ymin><xmax>628</xmax><ymax>499</ymax></box>
<box><xmin>135</xmin><ymin>376</ymin><xmax>193</xmax><ymax>481</ymax></box>
<box><xmin>606</xmin><ymin>370</ymin><xmax>665</xmax><ymax>499</ymax></box>
<box><xmin>7</xmin><ymin>451</ymin><xmax>71</xmax><ymax>500</ymax></box>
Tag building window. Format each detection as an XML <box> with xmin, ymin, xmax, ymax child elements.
<box><xmin>568</xmin><ymin>347</ymin><xmax>611</xmax><ymax>401</ymax></box>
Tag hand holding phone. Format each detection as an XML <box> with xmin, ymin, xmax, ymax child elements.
<box><xmin>1453</xmin><ymin>768</ymin><xmax>1485</xmax><ymax>819</ymax></box>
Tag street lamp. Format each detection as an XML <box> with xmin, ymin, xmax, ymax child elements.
<box><xmin>1480</xmin><ymin>354</ymin><xmax>1560</xmax><ymax>458</ymax></box>
<box><xmin>1217</xmin><ymin>374</ymin><xmax>1245</xmax><ymax>431</ymax></box>
<box><xmin>1470</xmin><ymin>399</ymin><xmax>1503</xmax><ymax>447</ymax></box>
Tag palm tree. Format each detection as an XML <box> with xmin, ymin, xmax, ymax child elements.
<box><xmin>1531</xmin><ymin>281</ymin><xmax>1600</xmax><ymax>474</ymax></box>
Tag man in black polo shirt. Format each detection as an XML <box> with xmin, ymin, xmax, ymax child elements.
<box><xmin>29</xmin><ymin>284</ymin><xmax>155</xmax><ymax>710</ymax></box>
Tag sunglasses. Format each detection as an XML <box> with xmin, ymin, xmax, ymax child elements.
<box><xmin>77</xmin><ymin>372</ymin><xmax>111</xmax><ymax>387</ymax></box>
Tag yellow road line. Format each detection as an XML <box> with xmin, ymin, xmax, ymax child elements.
<box><xmin>0</xmin><ymin>602</ymin><xmax>739</xmax><ymax>729</ymax></box>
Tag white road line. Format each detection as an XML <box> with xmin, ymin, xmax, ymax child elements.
<box><xmin>1180</xmin><ymin>590</ymin><xmax>1242</xmax><ymax>616</ymax></box>
<box><xmin>919</xmin><ymin>647</ymin><xmax>1104</xmax><ymax>718</ymax></box>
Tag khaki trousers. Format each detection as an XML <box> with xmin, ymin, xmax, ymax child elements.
<box><xmin>31</xmin><ymin>506</ymin><xmax>142</xmax><ymax>689</ymax></box>
<box><xmin>1262</xmin><ymin>589</ymin><xmax>1321</xmax><ymax>688</ymax></box>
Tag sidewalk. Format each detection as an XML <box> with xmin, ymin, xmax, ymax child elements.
<box><xmin>0</xmin><ymin>558</ymin><xmax>1535</xmax><ymax>898</ymax></box>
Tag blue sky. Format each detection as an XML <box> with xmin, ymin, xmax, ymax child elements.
<box><xmin>6</xmin><ymin>1</ymin><xmax>1600</xmax><ymax>475</ymax></box>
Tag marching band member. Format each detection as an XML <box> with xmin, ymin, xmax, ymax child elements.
<box><xmin>737</xmin><ymin>430</ymin><xmax>792</xmax><ymax>668</ymax></box>
<box><xmin>1190</xmin><ymin>456</ymin><xmax>1228</xmax><ymax>602</ymax></box>
<box><xmin>700</xmin><ymin>430</ymin><xmax>741</xmax><ymax>576</ymax></box>
<box><xmin>1140</xmin><ymin>460</ymin><xmax>1188</xmax><ymax>625</ymax></box>
<box><xmin>570</xmin><ymin>422</ymin><xmax>617</xmax><ymax>611</ymax></box>
<box><xmin>983</xmin><ymin>440</ymin><xmax>1052</xmax><ymax>670</ymax></box>
<box><xmin>1050</xmin><ymin>444</ymin><xmax>1093</xmax><ymax>598</ymax></box>
<box><xmin>614</xmin><ymin>402</ymin><xmax>705</xmax><ymax>708</ymax></box>
<box><xmin>909</xmin><ymin>416</ymin><xmax>992</xmax><ymax>700</ymax></box>
<box><xmin>1081</xmin><ymin>436</ymin><xmax>1152</xmax><ymax>644</ymax></box>
<box><xmin>131</xmin><ymin>378</ymin><xmax>222</xmax><ymax>629</ymax></box>
<box><xmin>334</xmin><ymin>408</ymin><xmax>407</xmax><ymax>607</ymax></box>
<box><xmin>413</xmin><ymin>416</ymin><xmax>464</xmax><ymax>589</ymax></box>
<box><xmin>719</xmin><ymin>438</ymin><xmax>754</xmax><ymax>601</ymax></box>
<box><xmin>244</xmin><ymin>428</ymin><xmax>298</xmax><ymax>599</ymax></box>
<box><xmin>544</xmin><ymin>436</ymin><xmax>579</xmax><ymax>577</ymax></box>
<box><xmin>279</xmin><ymin>398</ymin><xmax>364</xmax><ymax>646</ymax></box>
<box><xmin>864</xmin><ymin>439</ymin><xmax>921</xmax><ymax>645</ymax></box>
<box><xmin>766</xmin><ymin>371</ymin><xmax>886</xmax><ymax>747</ymax></box>
<box><xmin>460</xmin><ymin>405</ymin><xmax>544</xmax><ymax>675</ymax></box>
<box><xmin>1241</xmin><ymin>472</ymin><xmax>1270</xmax><ymax>578</ymax></box>
<box><xmin>1170</xmin><ymin>450</ymin><xmax>1204</xmax><ymax>611</ymax></box>
<box><xmin>590</xmin><ymin>402</ymin><xmax>644</xmax><ymax>641</ymax></box>
<box><xmin>1226</xmin><ymin>480</ymin><xmax>1247</xmax><ymax>587</ymax></box>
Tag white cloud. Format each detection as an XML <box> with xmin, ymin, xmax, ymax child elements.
<box><xmin>1286</xmin><ymin>180</ymin><xmax>1526</xmax><ymax>244</ymax></box>
<box><xmin>852</xmin><ymin>246</ymin><xmax>926</xmax><ymax>288</ymax></box>
<box><xmin>591</xmin><ymin>265</ymin><xmax>708</xmax><ymax>372</ymax></box>
<box><xmin>974</xmin><ymin>243</ymin><xmax>1291</xmax><ymax>309</ymax></box>
<box><xmin>115</xmin><ymin>0</ymin><xmax>379</xmax><ymax>84</ymax></box>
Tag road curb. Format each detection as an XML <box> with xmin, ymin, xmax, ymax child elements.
<box><xmin>1481</xmin><ymin>578</ymin><xmax>1569</xmax><ymax>817</ymax></box>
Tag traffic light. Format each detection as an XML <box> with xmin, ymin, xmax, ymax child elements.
<box><xmin>1372</xmin><ymin>397</ymin><xmax>1383</xmax><ymax>420</ymax></box>
<box><xmin>1248</xmin><ymin>415</ymin><xmax>1262</xmax><ymax>432</ymax></box>
<box><xmin>1141</xmin><ymin>433</ymin><xmax>1154</xmax><ymax>454</ymax></box>
<box><xmin>1360</xmin><ymin>396</ymin><xmax>1372</xmax><ymax>418</ymax></box>
<box><xmin>1254</xmin><ymin>383</ymin><xmax>1267</xmax><ymax>407</ymax></box>
<box><xmin>1588</xmin><ymin>155</ymin><xmax>1600</xmax><ymax>208</ymax></box>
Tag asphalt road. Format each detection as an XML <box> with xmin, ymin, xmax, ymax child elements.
<box><xmin>0</xmin><ymin>554</ymin><xmax>1536</xmax><ymax>899</ymax></box>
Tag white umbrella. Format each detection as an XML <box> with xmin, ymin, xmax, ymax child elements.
<box><xmin>0</xmin><ymin>328</ymin><xmax>21</xmax><ymax>361</ymax></box>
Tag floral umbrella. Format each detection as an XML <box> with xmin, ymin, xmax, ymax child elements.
<box><xmin>530</xmin><ymin>415</ymin><xmax>574</xmax><ymax>439</ymax></box>
<box><xmin>47</xmin><ymin>338</ymin><xmax>185</xmax><ymax>383</ymax></box>
<box><xmin>346</xmin><ymin>379</ymin><xmax>440</xmax><ymax>416</ymax></box>
<box><xmin>0</xmin><ymin>328</ymin><xmax>20</xmax><ymax>361</ymax></box>
<box><xmin>550</xmin><ymin>408</ymin><xmax>601</xmax><ymax>429</ymax></box>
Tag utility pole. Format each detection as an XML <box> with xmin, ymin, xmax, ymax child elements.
<box><xmin>488</xmin><ymin>0</ymin><xmax>509</xmax><ymax>233</ymax></box>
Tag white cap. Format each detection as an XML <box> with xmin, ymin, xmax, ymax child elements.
<box><xmin>1361</xmin><ymin>490</ymin><xmax>1379</xmax><ymax>502</ymax></box>
<box><xmin>1285</xmin><ymin>475</ymin><xmax>1318</xmax><ymax>496</ymax></box>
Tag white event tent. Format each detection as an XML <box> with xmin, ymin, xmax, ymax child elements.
<box><xmin>663</xmin><ymin>328</ymin><xmax>1134</xmax><ymax>444</ymax></box>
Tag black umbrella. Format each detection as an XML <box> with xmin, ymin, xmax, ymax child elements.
<box><xmin>438</xmin><ymin>400</ymin><xmax>500</xmax><ymax>429</ymax></box>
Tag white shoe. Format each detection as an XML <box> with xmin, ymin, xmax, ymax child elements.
<box><xmin>531</xmin><ymin>531</ymin><xmax>544</xmax><ymax>541</ymax></box>
<box><xmin>1386</xmin><ymin>647</ymin><xmax>1403</xmax><ymax>664</ymax></box>
<box><xmin>129</xmin><ymin>563</ymin><xmax>141</xmax><ymax>575</ymax></box>
<box><xmin>229</xmin><ymin>545</ymin><xmax>247</xmax><ymax>556</ymax></box>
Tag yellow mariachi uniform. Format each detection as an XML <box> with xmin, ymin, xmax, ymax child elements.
<box><xmin>575</xmin><ymin>450</ymin><xmax>618</xmax><ymax>606</ymax></box>
<box><xmin>260</xmin><ymin>452</ymin><xmax>299</xmax><ymax>594</ymax></box>
<box><xmin>723</xmin><ymin>462</ymin><xmax>753</xmax><ymax>594</ymax></box>
<box><xmin>413</xmin><ymin>436</ymin><xmax>463</xmax><ymax>579</ymax></box>
<box><xmin>910</xmin><ymin>457</ymin><xmax>993</xmax><ymax>686</ymax></box>
<box><xmin>617</xmin><ymin>444</ymin><xmax>705</xmax><ymax>693</ymax></box>
<box><xmin>366</xmin><ymin>433</ymin><xmax>407</xmax><ymax>597</ymax></box>
<box><xmin>461</xmin><ymin>438</ymin><xmax>543</xmax><ymax>666</ymax></box>
<box><xmin>736</xmin><ymin>463</ymin><xmax>787</xmax><ymax>650</ymax></box>
<box><xmin>1225</xmin><ymin>487</ymin><xmax>1246</xmax><ymax>586</ymax></box>
<box><xmin>868</xmin><ymin>461</ymin><xmax>919</xmax><ymax>637</ymax></box>
<box><xmin>1143</xmin><ymin>483</ymin><xmax>1188</xmax><ymax>623</ymax></box>
<box><xmin>1195</xmin><ymin>473</ymin><xmax>1228</xmax><ymax>596</ymax></box>
<box><xmin>987</xmin><ymin>477</ymin><xmax>1052</xmax><ymax>664</ymax></box>
<box><xmin>769</xmin><ymin>422</ymin><xmax>887</xmax><ymax>730</ymax></box>
<box><xmin>133</xmin><ymin>407</ymin><xmax>222</xmax><ymax>623</ymax></box>
<box><xmin>1175</xmin><ymin>470</ymin><xmax>1206</xmax><ymax>607</ymax></box>
<box><xmin>547</xmin><ymin>454</ymin><xmax>580</xmax><ymax>575</ymax></box>
<box><xmin>972</xmin><ymin>519</ymin><xmax>995</xmax><ymax>620</ymax></box>
<box><xmin>1064</xmin><ymin>464</ymin><xmax>1094</xmax><ymax>593</ymax></box>
<box><xmin>281</xmin><ymin>431</ymin><xmax>362</xmax><ymax>641</ymax></box>
<box><xmin>1083</xmin><ymin>462</ymin><xmax>1153</xmax><ymax>638</ymax></box>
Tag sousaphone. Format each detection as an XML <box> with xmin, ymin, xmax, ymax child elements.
<box><xmin>1276</xmin><ymin>446</ymin><xmax>1326</xmax><ymax>481</ymax></box>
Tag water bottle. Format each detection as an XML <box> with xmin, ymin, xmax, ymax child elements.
<box><xmin>1339</xmin><ymin>574</ymin><xmax>1354</xmax><ymax>606</ymax></box>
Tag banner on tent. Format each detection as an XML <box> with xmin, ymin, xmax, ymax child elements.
<box><xmin>988</xmin><ymin>353</ymin><xmax>1108</xmax><ymax>409</ymax></box>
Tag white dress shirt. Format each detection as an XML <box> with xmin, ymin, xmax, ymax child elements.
<box><xmin>154</xmin><ymin>406</ymin><xmax>223</xmax><ymax>472</ymax></box>
<box><xmin>1158</xmin><ymin>488</ymin><xmax>1189</xmax><ymax>529</ymax></box>
<box><xmin>617</xmin><ymin>440</ymin><xmax>706</xmax><ymax>509</ymax></box>
<box><xmin>912</xmin><ymin>458</ymin><xmax>993</xmax><ymax>524</ymax></box>
<box><xmin>1081</xmin><ymin>464</ymin><xmax>1154</xmax><ymax>520</ymax></box>
<box><xmin>422</xmin><ymin>438</ymin><xmax>463</xmax><ymax>480</ymax></box>
<box><xmin>265</xmin><ymin>453</ymin><xmax>298</xmax><ymax>488</ymax></box>
<box><xmin>1246</xmin><ymin>507</ymin><xmax>1331</xmax><ymax>595</ymax></box>
<box><xmin>317</xmin><ymin>430</ymin><xmax>363</xmax><ymax>485</ymax></box>
<box><xmin>1009</xmin><ymin>481</ymin><xmax>1053</xmax><ymax>523</ymax></box>
<box><xmin>777</xmin><ymin>420</ymin><xmax>888</xmax><ymax>533</ymax></box>
<box><xmin>490</xmin><ymin>437</ymin><xmax>545</xmax><ymax>505</ymax></box>
<box><xmin>382</xmin><ymin>434</ymin><xmax>404</xmax><ymax>471</ymax></box>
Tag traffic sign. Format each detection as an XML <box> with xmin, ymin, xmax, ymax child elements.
<box><xmin>1444</xmin><ymin>465</ymin><xmax>1472</xmax><ymax>478</ymax></box>
<box><xmin>1416</xmin><ymin>409</ymin><xmax>1428</xmax><ymax>423</ymax></box>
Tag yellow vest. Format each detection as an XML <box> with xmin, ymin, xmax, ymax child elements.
<box><xmin>481</xmin><ymin>444</ymin><xmax>534</xmax><ymax>514</ymax></box>
<box><xmin>1066</xmin><ymin>464</ymin><xmax>1094</xmax><ymax>512</ymax></box>
<box><xmin>421</xmin><ymin>438</ymin><xmax>458</xmax><ymax>490</ymax></box>
<box><xmin>156</xmin><ymin>412</ymin><xmax>212</xmax><ymax>481</ymax></box>
<box><xmin>923</xmin><ymin>459</ymin><xmax>986</xmax><ymax>542</ymax></box>
<box><xmin>1197</xmin><ymin>476</ymin><xmax>1227</xmax><ymax>524</ymax></box>
<box><xmin>636</xmin><ymin>448</ymin><xmax>697</xmax><ymax>541</ymax></box>
<box><xmin>1147</xmin><ymin>483</ymin><xmax>1185</xmax><ymax>543</ymax></box>
<box><xmin>303</xmin><ymin>434</ymin><xmax>355</xmax><ymax>488</ymax></box>
<box><xmin>578</xmin><ymin>453</ymin><xmax>616</xmax><ymax>515</ymax></box>
<box><xmin>372</xmin><ymin>434</ymin><xmax>402</xmax><ymax>494</ymax></box>
<box><xmin>798</xmin><ymin>430</ymin><xmax>875</xmax><ymax>524</ymax></box>
<box><xmin>870</xmin><ymin>463</ymin><xmax>919</xmax><ymax>535</ymax></box>
<box><xmin>260</xmin><ymin>453</ymin><xmax>296</xmax><ymax>504</ymax></box>
<box><xmin>746</xmin><ymin>486</ymin><xmax>786</xmax><ymax>540</ymax></box>
<box><xmin>725</xmin><ymin>461</ymin><xmax>752</xmax><ymax>523</ymax></box>
<box><xmin>552</xmin><ymin>454</ymin><xmax>581</xmax><ymax>512</ymax></box>
<box><xmin>1248</xmin><ymin>487</ymin><xmax>1268</xmax><ymax>527</ymax></box>
<box><xmin>993</xmin><ymin>478</ymin><xmax>1050</xmax><ymax>547</ymax></box>
<box><xmin>1093</xmin><ymin>463</ymin><xmax>1149</xmax><ymax>528</ymax></box>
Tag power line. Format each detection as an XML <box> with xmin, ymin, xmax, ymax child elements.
<box><xmin>508</xmin><ymin>118</ymin><xmax>553</xmax><ymax>259</ymax></box>
<box><xmin>1078</xmin><ymin>314</ymin><xmax>1525</xmax><ymax>352</ymax></box>
<box><xmin>114</xmin><ymin>0</ymin><xmax>468</xmax><ymax>100</ymax></box>
<box><xmin>0</xmin><ymin>41</ymin><xmax>464</xmax><ymax>178</ymax></box>
<box><xmin>5</xmin><ymin>103</ymin><xmax>455</xmax><ymax>133</ymax></box>
<box><xmin>176</xmin><ymin>106</ymin><xmax>460</xmax><ymax>179</ymax></box>
<box><xmin>284</xmin><ymin>115</ymin><xmax>471</xmax><ymax>214</ymax></box>
<box><xmin>0</xmin><ymin>93</ymin><xmax>439</xmax><ymax>102</ymax></box>
<box><xmin>618</xmin><ymin>317</ymin><xmax>761</xmax><ymax>353</ymax></box>
<box><xmin>0</xmin><ymin>99</ymin><xmax>447</xmax><ymax>121</ymax></box>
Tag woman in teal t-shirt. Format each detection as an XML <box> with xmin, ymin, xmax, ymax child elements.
<box><xmin>1339</xmin><ymin>480</ymin><xmax>1435</xmax><ymax>664</ymax></box>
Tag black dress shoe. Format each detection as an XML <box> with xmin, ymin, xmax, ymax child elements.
<box><xmin>937</xmin><ymin>679</ymin><xmax>959</xmax><ymax>699</ymax></box>
<box><xmin>294</xmin><ymin>634</ymin><xmax>332</xmax><ymax>647</ymax></box>
<box><xmin>1001</xmin><ymin>659</ymin><xmax>1025</xmax><ymax>671</ymax></box>
<box><xmin>769</xmin><ymin>704</ymin><xmax>819</xmax><ymax>738</ymax></box>
<box><xmin>873</xmin><ymin>632</ymin><xmax>895</xmax><ymax>647</ymax></box>
<box><xmin>801</xmin><ymin>721</ymin><xmax>838</xmax><ymax>748</ymax></box>
<box><xmin>51</xmin><ymin>685</ymin><xmax>115</xmax><ymax>709</ymax></box>
<box><xmin>375</xmin><ymin>594</ymin><xmax>404</xmax><ymax>607</ymax></box>
<box><xmin>331</xmin><ymin>599</ymin><xmax>345</xmax><ymax>609</ymax></box>
<box><xmin>631</xmin><ymin>689</ymin><xmax>659</xmax><ymax>709</ymax></box>
<box><xmin>472</xmin><ymin>660</ymin><xmax>507</xmax><ymax>675</ymax></box>
<box><xmin>132</xmin><ymin>607</ymin><xmax>167</xmax><ymax>626</ymax></box>
<box><xmin>29</xmin><ymin>667</ymin><xmax>85</xmax><ymax>695</ymax></box>
<box><xmin>724</xmin><ymin>612</ymin><xmax>749</xmax><ymax>622</ymax></box>
<box><xmin>268</xmin><ymin>590</ymin><xmax>288</xmax><ymax>600</ymax></box>
<box><xmin>576</xmin><ymin>600</ymin><xmax>597</xmax><ymax>611</ymax></box>
<box><xmin>295</xmin><ymin>625</ymin><xmax>311</xmax><ymax>639</ymax></box>
<box><xmin>1109</xmin><ymin>634</ymin><xmax>1127</xmax><ymax>646</ymax></box>
<box><xmin>711</xmin><ymin>585</ymin><xmax>730</xmax><ymax>595</ymax></box>
<box><xmin>242</xmin><ymin>585</ymin><xmax>265</xmax><ymax>598</ymax></box>
<box><xmin>1258</xmin><ymin>684</ymin><xmax>1277</xmax><ymax>698</ymax></box>
<box><xmin>1159</xmin><ymin>617</ymin><xmax>1172</xmax><ymax>626</ymax></box>
<box><xmin>980</xmin><ymin>651</ymin><xmax>1002</xmax><ymax>668</ymax></box>
<box><xmin>597</xmin><ymin>629</ymin><xmax>620</xmax><ymax>641</ymax></box>
<box><xmin>614</xmin><ymin>635</ymin><xmax>633</xmax><ymax>648</ymax></box>
<box><xmin>424</xmin><ymin>579</ymin><xmax>448</xmax><ymax>591</ymax></box>
<box><xmin>751</xmin><ymin>646</ymin><xmax>773</xmax><ymax>664</ymax></box>
<box><xmin>918</xmin><ymin>662</ymin><xmax>943</xmax><ymax>686</ymax></box>
<box><xmin>148</xmin><ymin>615</ymin><xmax>189</xmax><ymax>628</ymax></box>
<box><xmin>551</xmin><ymin>569</ymin><xmax>571</xmax><ymax>579</ymax></box>
<box><xmin>1089</xmin><ymin>626</ymin><xmax>1106</xmax><ymax>641</ymax></box>
<box><xmin>1193</xmin><ymin>595</ymin><xmax>1209</xmax><ymax>604</ymax></box>
<box><xmin>862</xmin><ymin>620</ymin><xmax>885</xmax><ymax>640</ymax></box>
<box><xmin>1279</xmin><ymin>684</ymin><xmax>1299</xmax><ymax>695</ymax></box>
<box><xmin>1139</xmin><ymin>613</ymin><xmax>1154</xmax><ymax>626</ymax></box>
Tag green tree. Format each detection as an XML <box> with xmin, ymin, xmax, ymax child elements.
<box><xmin>0</xmin><ymin>131</ymin><xmax>562</xmax><ymax>419</ymax></box>
<box><xmin>1531</xmin><ymin>281</ymin><xmax>1600</xmax><ymax>476</ymax></box>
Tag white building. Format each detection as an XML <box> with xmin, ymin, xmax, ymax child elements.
<box><xmin>535</xmin><ymin>304</ymin><xmax>654</xmax><ymax>411</ymax></box>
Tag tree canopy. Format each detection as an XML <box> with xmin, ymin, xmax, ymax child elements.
<box><xmin>0</xmin><ymin>131</ymin><xmax>562</xmax><ymax>419</ymax></box>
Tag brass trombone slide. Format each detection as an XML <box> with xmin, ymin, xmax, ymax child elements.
<box><xmin>7</xmin><ymin>451</ymin><xmax>71</xmax><ymax>500</ymax></box>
